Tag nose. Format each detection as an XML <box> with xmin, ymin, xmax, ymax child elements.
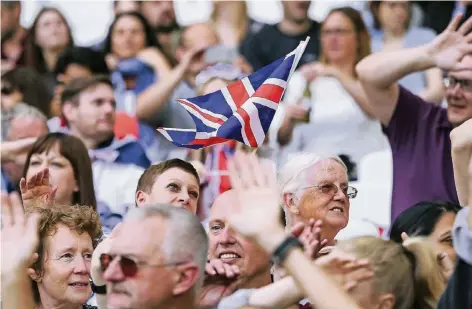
<box><xmin>103</xmin><ymin>102</ymin><xmax>115</xmax><ymax>114</ymax></box>
<box><xmin>219</xmin><ymin>227</ymin><xmax>238</xmax><ymax>246</ymax></box>
<box><xmin>73</xmin><ymin>256</ymin><xmax>90</xmax><ymax>275</ymax></box>
<box><xmin>177</xmin><ymin>191</ymin><xmax>190</xmax><ymax>205</ymax></box>
<box><xmin>449</xmin><ymin>83</ymin><xmax>463</xmax><ymax>97</ymax></box>
<box><xmin>103</xmin><ymin>257</ymin><xmax>125</xmax><ymax>283</ymax></box>
<box><xmin>332</xmin><ymin>186</ymin><xmax>347</xmax><ymax>202</ymax></box>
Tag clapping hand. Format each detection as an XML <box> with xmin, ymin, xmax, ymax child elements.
<box><xmin>315</xmin><ymin>250</ymin><xmax>374</xmax><ymax>292</ymax></box>
<box><xmin>20</xmin><ymin>168</ymin><xmax>57</xmax><ymax>209</ymax></box>
<box><xmin>1</xmin><ymin>192</ymin><xmax>40</xmax><ymax>274</ymax></box>
<box><xmin>291</xmin><ymin>219</ymin><xmax>328</xmax><ymax>260</ymax></box>
<box><xmin>226</xmin><ymin>151</ymin><xmax>283</xmax><ymax>252</ymax></box>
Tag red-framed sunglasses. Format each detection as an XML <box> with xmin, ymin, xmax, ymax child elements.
<box><xmin>99</xmin><ymin>253</ymin><xmax>186</xmax><ymax>278</ymax></box>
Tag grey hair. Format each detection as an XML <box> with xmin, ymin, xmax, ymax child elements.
<box><xmin>125</xmin><ymin>204</ymin><xmax>208</xmax><ymax>294</ymax></box>
<box><xmin>278</xmin><ymin>153</ymin><xmax>347</xmax><ymax>227</ymax></box>
<box><xmin>1</xmin><ymin>103</ymin><xmax>48</xmax><ymax>141</ymax></box>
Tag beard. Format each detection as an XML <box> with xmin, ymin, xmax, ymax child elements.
<box><xmin>154</xmin><ymin>20</ymin><xmax>180</xmax><ymax>34</ymax></box>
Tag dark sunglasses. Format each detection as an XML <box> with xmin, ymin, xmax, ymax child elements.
<box><xmin>100</xmin><ymin>253</ymin><xmax>187</xmax><ymax>278</ymax></box>
<box><xmin>1</xmin><ymin>86</ymin><xmax>14</xmax><ymax>95</ymax></box>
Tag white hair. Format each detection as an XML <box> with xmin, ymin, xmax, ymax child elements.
<box><xmin>125</xmin><ymin>204</ymin><xmax>208</xmax><ymax>295</ymax></box>
<box><xmin>278</xmin><ymin>152</ymin><xmax>347</xmax><ymax>226</ymax></box>
<box><xmin>1</xmin><ymin>102</ymin><xmax>47</xmax><ymax>141</ymax></box>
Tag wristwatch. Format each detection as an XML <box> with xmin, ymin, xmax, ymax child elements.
<box><xmin>272</xmin><ymin>236</ymin><xmax>303</xmax><ymax>265</ymax></box>
<box><xmin>90</xmin><ymin>280</ymin><xmax>107</xmax><ymax>295</ymax></box>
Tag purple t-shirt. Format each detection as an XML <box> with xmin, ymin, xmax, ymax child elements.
<box><xmin>383</xmin><ymin>86</ymin><xmax>459</xmax><ymax>221</ymax></box>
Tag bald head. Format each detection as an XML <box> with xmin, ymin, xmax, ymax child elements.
<box><xmin>180</xmin><ymin>23</ymin><xmax>218</xmax><ymax>50</ymax></box>
<box><xmin>211</xmin><ymin>189</ymin><xmax>239</xmax><ymax>216</ymax></box>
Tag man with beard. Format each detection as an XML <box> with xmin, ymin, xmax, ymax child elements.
<box><xmin>240</xmin><ymin>0</ymin><xmax>320</xmax><ymax>71</ymax></box>
<box><xmin>140</xmin><ymin>0</ymin><xmax>181</xmax><ymax>65</ymax></box>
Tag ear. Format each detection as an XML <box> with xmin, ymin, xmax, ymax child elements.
<box><xmin>377</xmin><ymin>293</ymin><xmax>395</xmax><ymax>309</ymax></box>
<box><xmin>172</xmin><ymin>263</ymin><xmax>199</xmax><ymax>296</ymax></box>
<box><xmin>135</xmin><ymin>190</ymin><xmax>148</xmax><ymax>207</ymax></box>
<box><xmin>62</xmin><ymin>101</ymin><xmax>77</xmax><ymax>124</ymax></box>
<box><xmin>283</xmin><ymin>192</ymin><xmax>299</xmax><ymax>215</ymax></box>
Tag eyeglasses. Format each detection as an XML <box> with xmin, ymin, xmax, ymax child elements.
<box><xmin>443</xmin><ymin>76</ymin><xmax>472</xmax><ymax>92</ymax></box>
<box><xmin>99</xmin><ymin>253</ymin><xmax>186</xmax><ymax>278</ymax></box>
<box><xmin>321</xmin><ymin>28</ymin><xmax>354</xmax><ymax>37</ymax></box>
<box><xmin>302</xmin><ymin>184</ymin><xmax>358</xmax><ymax>199</ymax></box>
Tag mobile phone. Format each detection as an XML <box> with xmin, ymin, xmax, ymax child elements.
<box><xmin>204</xmin><ymin>45</ymin><xmax>239</xmax><ymax>64</ymax></box>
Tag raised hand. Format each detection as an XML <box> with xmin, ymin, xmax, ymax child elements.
<box><xmin>1</xmin><ymin>192</ymin><xmax>40</xmax><ymax>273</ymax></box>
<box><xmin>1</xmin><ymin>137</ymin><xmax>37</xmax><ymax>164</ymax></box>
<box><xmin>291</xmin><ymin>219</ymin><xmax>328</xmax><ymax>260</ymax></box>
<box><xmin>315</xmin><ymin>250</ymin><xmax>374</xmax><ymax>292</ymax></box>
<box><xmin>20</xmin><ymin>168</ymin><xmax>57</xmax><ymax>209</ymax></box>
<box><xmin>226</xmin><ymin>151</ymin><xmax>282</xmax><ymax>250</ymax></box>
<box><xmin>427</xmin><ymin>14</ymin><xmax>472</xmax><ymax>71</ymax></box>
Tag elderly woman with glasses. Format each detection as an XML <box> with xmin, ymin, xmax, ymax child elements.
<box><xmin>278</xmin><ymin>152</ymin><xmax>357</xmax><ymax>247</ymax></box>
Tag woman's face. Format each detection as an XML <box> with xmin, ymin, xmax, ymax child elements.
<box><xmin>111</xmin><ymin>15</ymin><xmax>146</xmax><ymax>59</ymax></box>
<box><xmin>296</xmin><ymin>160</ymin><xmax>350</xmax><ymax>238</ymax></box>
<box><xmin>138</xmin><ymin>167</ymin><xmax>200</xmax><ymax>213</ymax></box>
<box><xmin>429</xmin><ymin>211</ymin><xmax>457</xmax><ymax>262</ymax></box>
<box><xmin>35</xmin><ymin>10</ymin><xmax>70</xmax><ymax>51</ymax></box>
<box><xmin>26</xmin><ymin>143</ymin><xmax>78</xmax><ymax>206</ymax></box>
<box><xmin>35</xmin><ymin>224</ymin><xmax>93</xmax><ymax>306</ymax></box>
<box><xmin>321</xmin><ymin>12</ymin><xmax>357</xmax><ymax>64</ymax></box>
<box><xmin>377</xmin><ymin>1</ymin><xmax>409</xmax><ymax>33</ymax></box>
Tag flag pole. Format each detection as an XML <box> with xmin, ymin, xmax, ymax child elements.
<box><xmin>252</xmin><ymin>37</ymin><xmax>310</xmax><ymax>155</ymax></box>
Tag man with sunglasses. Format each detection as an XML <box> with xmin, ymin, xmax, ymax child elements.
<box><xmin>98</xmin><ymin>204</ymin><xmax>208</xmax><ymax>309</ymax></box>
<box><xmin>356</xmin><ymin>14</ymin><xmax>472</xmax><ymax>222</ymax></box>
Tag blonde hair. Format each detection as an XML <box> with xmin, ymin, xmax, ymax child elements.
<box><xmin>210</xmin><ymin>0</ymin><xmax>248</xmax><ymax>45</ymax></box>
<box><xmin>338</xmin><ymin>236</ymin><xmax>446</xmax><ymax>309</ymax></box>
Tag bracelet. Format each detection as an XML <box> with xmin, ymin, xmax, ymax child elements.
<box><xmin>272</xmin><ymin>236</ymin><xmax>303</xmax><ymax>265</ymax></box>
<box><xmin>90</xmin><ymin>280</ymin><xmax>107</xmax><ymax>295</ymax></box>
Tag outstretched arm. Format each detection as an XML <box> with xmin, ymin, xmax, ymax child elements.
<box><xmin>356</xmin><ymin>14</ymin><xmax>472</xmax><ymax>126</ymax></box>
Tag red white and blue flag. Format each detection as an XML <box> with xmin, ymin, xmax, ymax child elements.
<box><xmin>157</xmin><ymin>38</ymin><xmax>309</xmax><ymax>149</ymax></box>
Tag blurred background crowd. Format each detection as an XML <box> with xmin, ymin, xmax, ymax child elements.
<box><xmin>4</xmin><ymin>0</ymin><xmax>471</xmax><ymax>235</ymax></box>
<box><xmin>2</xmin><ymin>1</ymin><xmax>472</xmax><ymax>308</ymax></box>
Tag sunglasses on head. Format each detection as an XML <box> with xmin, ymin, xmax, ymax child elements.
<box><xmin>99</xmin><ymin>253</ymin><xmax>187</xmax><ymax>278</ymax></box>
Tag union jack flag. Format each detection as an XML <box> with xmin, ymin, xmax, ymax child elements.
<box><xmin>157</xmin><ymin>38</ymin><xmax>309</xmax><ymax>149</ymax></box>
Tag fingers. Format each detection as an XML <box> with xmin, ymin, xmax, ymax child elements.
<box><xmin>401</xmin><ymin>232</ymin><xmax>410</xmax><ymax>242</ymax></box>
<box><xmin>25</xmin><ymin>211</ymin><xmax>40</xmax><ymax>245</ymax></box>
<box><xmin>458</xmin><ymin>15</ymin><xmax>472</xmax><ymax>35</ymax></box>
<box><xmin>205</xmin><ymin>259</ymin><xmax>240</xmax><ymax>279</ymax></box>
<box><xmin>1</xmin><ymin>192</ymin><xmax>13</xmax><ymax>227</ymax></box>
<box><xmin>49</xmin><ymin>186</ymin><xmax>58</xmax><ymax>206</ymax></box>
<box><xmin>227</xmin><ymin>156</ymin><xmax>243</xmax><ymax>192</ymax></box>
<box><xmin>447</xmin><ymin>13</ymin><xmax>463</xmax><ymax>32</ymax></box>
<box><xmin>10</xmin><ymin>192</ymin><xmax>25</xmax><ymax>227</ymax></box>
<box><xmin>290</xmin><ymin>222</ymin><xmax>305</xmax><ymax>237</ymax></box>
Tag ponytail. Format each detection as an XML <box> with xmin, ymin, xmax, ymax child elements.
<box><xmin>403</xmin><ymin>237</ymin><xmax>447</xmax><ymax>309</ymax></box>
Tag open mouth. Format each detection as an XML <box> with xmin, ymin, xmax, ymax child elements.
<box><xmin>330</xmin><ymin>206</ymin><xmax>344</xmax><ymax>213</ymax></box>
<box><xmin>68</xmin><ymin>282</ymin><xmax>89</xmax><ymax>287</ymax></box>
<box><xmin>219</xmin><ymin>252</ymin><xmax>241</xmax><ymax>261</ymax></box>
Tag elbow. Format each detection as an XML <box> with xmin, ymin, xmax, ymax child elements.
<box><xmin>355</xmin><ymin>58</ymin><xmax>373</xmax><ymax>83</ymax></box>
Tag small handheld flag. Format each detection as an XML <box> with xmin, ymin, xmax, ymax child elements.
<box><xmin>157</xmin><ymin>37</ymin><xmax>310</xmax><ymax>149</ymax></box>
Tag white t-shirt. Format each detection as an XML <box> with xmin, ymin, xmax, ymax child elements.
<box><xmin>271</xmin><ymin>72</ymin><xmax>389</xmax><ymax>167</ymax></box>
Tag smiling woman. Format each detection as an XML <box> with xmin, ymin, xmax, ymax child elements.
<box><xmin>27</xmin><ymin>205</ymin><xmax>102</xmax><ymax>309</ymax></box>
